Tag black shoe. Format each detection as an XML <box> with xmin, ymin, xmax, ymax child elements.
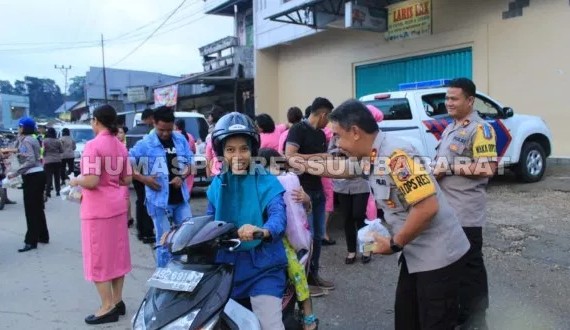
<box><xmin>18</xmin><ymin>244</ymin><xmax>37</xmax><ymax>252</ymax></box>
<box><xmin>115</xmin><ymin>300</ymin><xmax>126</xmax><ymax>315</ymax></box>
<box><xmin>84</xmin><ymin>307</ymin><xmax>119</xmax><ymax>325</ymax></box>
<box><xmin>39</xmin><ymin>240</ymin><xmax>49</xmax><ymax>244</ymax></box>
<box><xmin>5</xmin><ymin>199</ymin><xmax>16</xmax><ymax>205</ymax></box>
<box><xmin>345</xmin><ymin>254</ymin><xmax>356</xmax><ymax>265</ymax></box>
<box><xmin>128</xmin><ymin>219</ymin><xmax>134</xmax><ymax>228</ymax></box>
<box><xmin>361</xmin><ymin>254</ymin><xmax>372</xmax><ymax>264</ymax></box>
<box><xmin>56</xmin><ymin>192</ymin><xmax>60</xmax><ymax>197</ymax></box>
<box><xmin>322</xmin><ymin>238</ymin><xmax>336</xmax><ymax>246</ymax></box>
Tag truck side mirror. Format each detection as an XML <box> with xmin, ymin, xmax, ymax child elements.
<box><xmin>503</xmin><ymin>107</ymin><xmax>514</xmax><ymax>118</ymax></box>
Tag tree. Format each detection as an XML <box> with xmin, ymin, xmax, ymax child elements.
<box><xmin>23</xmin><ymin>76</ymin><xmax>63</xmax><ymax>118</ymax></box>
<box><xmin>68</xmin><ymin>76</ymin><xmax>86</xmax><ymax>101</ymax></box>
<box><xmin>0</xmin><ymin>80</ymin><xmax>16</xmax><ymax>94</ymax></box>
<box><xmin>14</xmin><ymin>80</ymin><xmax>27</xmax><ymax>95</ymax></box>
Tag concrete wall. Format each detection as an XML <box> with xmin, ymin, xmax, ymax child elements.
<box><xmin>254</xmin><ymin>0</ymin><xmax>570</xmax><ymax>156</ymax></box>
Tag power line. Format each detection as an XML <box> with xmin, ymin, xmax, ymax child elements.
<box><xmin>0</xmin><ymin>0</ymin><xmax>199</xmax><ymax>49</ymax></box>
<box><xmin>110</xmin><ymin>0</ymin><xmax>189</xmax><ymax>67</ymax></box>
<box><xmin>0</xmin><ymin>1</ymin><xmax>214</xmax><ymax>56</ymax></box>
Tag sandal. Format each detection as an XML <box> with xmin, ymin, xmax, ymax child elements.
<box><xmin>303</xmin><ymin>314</ymin><xmax>319</xmax><ymax>330</ymax></box>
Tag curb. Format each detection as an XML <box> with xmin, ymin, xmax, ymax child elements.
<box><xmin>547</xmin><ymin>157</ymin><xmax>570</xmax><ymax>166</ymax></box>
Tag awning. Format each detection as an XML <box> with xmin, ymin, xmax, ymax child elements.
<box><xmin>266</xmin><ymin>0</ymin><xmax>346</xmax><ymax>28</ymax></box>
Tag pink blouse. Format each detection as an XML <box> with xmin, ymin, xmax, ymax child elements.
<box><xmin>80</xmin><ymin>130</ymin><xmax>131</xmax><ymax>220</ymax></box>
<box><xmin>260</xmin><ymin>124</ymin><xmax>287</xmax><ymax>151</ymax></box>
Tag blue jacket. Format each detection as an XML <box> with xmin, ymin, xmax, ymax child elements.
<box><xmin>129</xmin><ymin>131</ymin><xmax>193</xmax><ymax>212</ymax></box>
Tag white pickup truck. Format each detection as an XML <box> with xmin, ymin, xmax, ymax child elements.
<box><xmin>359</xmin><ymin>80</ymin><xmax>553</xmax><ymax>182</ymax></box>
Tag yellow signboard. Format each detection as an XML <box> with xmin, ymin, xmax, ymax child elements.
<box><xmin>385</xmin><ymin>0</ymin><xmax>432</xmax><ymax>41</ymax></box>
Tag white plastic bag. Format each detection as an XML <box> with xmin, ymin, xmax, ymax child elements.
<box><xmin>2</xmin><ymin>173</ymin><xmax>22</xmax><ymax>188</ymax></box>
<box><xmin>357</xmin><ymin>218</ymin><xmax>391</xmax><ymax>254</ymax></box>
<box><xmin>60</xmin><ymin>174</ymin><xmax>82</xmax><ymax>203</ymax></box>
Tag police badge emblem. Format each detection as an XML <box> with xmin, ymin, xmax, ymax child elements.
<box><xmin>389</xmin><ymin>155</ymin><xmax>411</xmax><ymax>181</ymax></box>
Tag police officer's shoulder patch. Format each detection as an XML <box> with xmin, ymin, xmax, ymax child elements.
<box><xmin>388</xmin><ymin>149</ymin><xmax>436</xmax><ymax>206</ymax></box>
<box><xmin>472</xmin><ymin>124</ymin><xmax>497</xmax><ymax>158</ymax></box>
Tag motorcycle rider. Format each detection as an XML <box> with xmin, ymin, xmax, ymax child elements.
<box><xmin>206</xmin><ymin>112</ymin><xmax>288</xmax><ymax>330</ymax></box>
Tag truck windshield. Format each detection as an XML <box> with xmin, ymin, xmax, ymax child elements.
<box><xmin>362</xmin><ymin>98</ymin><xmax>412</xmax><ymax>120</ymax></box>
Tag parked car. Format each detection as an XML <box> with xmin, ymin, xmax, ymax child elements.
<box><xmin>359</xmin><ymin>79</ymin><xmax>553</xmax><ymax>182</ymax></box>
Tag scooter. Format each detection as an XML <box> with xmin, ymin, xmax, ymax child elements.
<box><xmin>132</xmin><ymin>215</ymin><xmax>302</xmax><ymax>330</ymax></box>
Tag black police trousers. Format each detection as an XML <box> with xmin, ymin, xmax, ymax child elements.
<box><xmin>395</xmin><ymin>255</ymin><xmax>463</xmax><ymax>330</ymax></box>
<box><xmin>458</xmin><ymin>227</ymin><xmax>489</xmax><ymax>329</ymax></box>
<box><xmin>133</xmin><ymin>180</ymin><xmax>154</xmax><ymax>239</ymax></box>
<box><xmin>22</xmin><ymin>172</ymin><xmax>49</xmax><ymax>245</ymax></box>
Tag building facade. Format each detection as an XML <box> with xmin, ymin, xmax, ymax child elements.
<box><xmin>85</xmin><ymin>67</ymin><xmax>179</xmax><ymax>114</ymax></box>
<box><xmin>252</xmin><ymin>0</ymin><xmax>570</xmax><ymax>156</ymax></box>
<box><xmin>0</xmin><ymin>93</ymin><xmax>30</xmax><ymax>129</ymax></box>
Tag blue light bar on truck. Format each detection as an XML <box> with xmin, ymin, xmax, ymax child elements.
<box><xmin>399</xmin><ymin>79</ymin><xmax>451</xmax><ymax>91</ymax></box>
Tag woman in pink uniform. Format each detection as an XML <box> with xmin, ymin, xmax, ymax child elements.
<box><xmin>255</xmin><ymin>113</ymin><xmax>286</xmax><ymax>151</ymax></box>
<box><xmin>321</xmin><ymin>125</ymin><xmax>336</xmax><ymax>245</ymax></box>
<box><xmin>117</xmin><ymin>126</ymin><xmax>134</xmax><ymax>227</ymax></box>
<box><xmin>175</xmin><ymin>119</ymin><xmax>196</xmax><ymax>194</ymax></box>
<box><xmin>70</xmin><ymin>105</ymin><xmax>133</xmax><ymax>325</ymax></box>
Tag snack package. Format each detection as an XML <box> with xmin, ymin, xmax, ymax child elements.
<box><xmin>357</xmin><ymin>218</ymin><xmax>390</xmax><ymax>254</ymax></box>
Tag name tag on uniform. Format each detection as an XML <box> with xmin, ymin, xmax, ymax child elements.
<box><xmin>369</xmin><ymin>175</ymin><xmax>390</xmax><ymax>201</ymax></box>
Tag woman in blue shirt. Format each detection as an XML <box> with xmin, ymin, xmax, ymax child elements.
<box><xmin>206</xmin><ymin>112</ymin><xmax>287</xmax><ymax>330</ymax></box>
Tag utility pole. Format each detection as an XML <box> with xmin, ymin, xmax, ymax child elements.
<box><xmin>101</xmin><ymin>34</ymin><xmax>108</xmax><ymax>104</ymax></box>
<box><xmin>54</xmin><ymin>65</ymin><xmax>72</xmax><ymax>112</ymax></box>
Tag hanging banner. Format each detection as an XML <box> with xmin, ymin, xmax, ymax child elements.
<box><xmin>154</xmin><ymin>85</ymin><xmax>178</xmax><ymax>107</ymax></box>
<box><xmin>385</xmin><ymin>0</ymin><xmax>431</xmax><ymax>41</ymax></box>
<box><xmin>127</xmin><ymin>86</ymin><xmax>148</xmax><ymax>103</ymax></box>
<box><xmin>345</xmin><ymin>1</ymin><xmax>387</xmax><ymax>32</ymax></box>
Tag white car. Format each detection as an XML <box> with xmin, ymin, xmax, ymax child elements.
<box><xmin>53</xmin><ymin>124</ymin><xmax>95</xmax><ymax>175</ymax></box>
<box><xmin>359</xmin><ymin>79</ymin><xmax>553</xmax><ymax>182</ymax></box>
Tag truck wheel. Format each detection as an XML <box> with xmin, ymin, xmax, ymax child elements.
<box><xmin>515</xmin><ymin>141</ymin><xmax>546</xmax><ymax>183</ymax></box>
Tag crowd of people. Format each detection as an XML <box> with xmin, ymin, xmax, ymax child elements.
<box><xmin>0</xmin><ymin>77</ymin><xmax>496</xmax><ymax>330</ymax></box>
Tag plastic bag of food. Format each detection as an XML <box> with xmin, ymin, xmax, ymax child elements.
<box><xmin>60</xmin><ymin>174</ymin><xmax>82</xmax><ymax>203</ymax></box>
<box><xmin>357</xmin><ymin>218</ymin><xmax>390</xmax><ymax>254</ymax></box>
<box><xmin>1</xmin><ymin>173</ymin><xmax>22</xmax><ymax>188</ymax></box>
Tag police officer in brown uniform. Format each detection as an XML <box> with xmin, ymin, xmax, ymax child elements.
<box><xmin>311</xmin><ymin>99</ymin><xmax>470</xmax><ymax>329</ymax></box>
<box><xmin>433</xmin><ymin>78</ymin><xmax>498</xmax><ymax>329</ymax></box>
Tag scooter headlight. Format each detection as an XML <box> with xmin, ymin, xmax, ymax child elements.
<box><xmin>162</xmin><ymin>309</ymin><xmax>200</xmax><ymax>330</ymax></box>
<box><xmin>132</xmin><ymin>301</ymin><xmax>147</xmax><ymax>330</ymax></box>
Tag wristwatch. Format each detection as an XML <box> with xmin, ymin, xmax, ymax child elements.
<box><xmin>390</xmin><ymin>237</ymin><xmax>403</xmax><ymax>253</ymax></box>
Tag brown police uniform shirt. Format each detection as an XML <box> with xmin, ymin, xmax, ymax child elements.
<box><xmin>435</xmin><ymin>111</ymin><xmax>498</xmax><ymax>227</ymax></box>
<box><xmin>367</xmin><ymin>132</ymin><xmax>469</xmax><ymax>273</ymax></box>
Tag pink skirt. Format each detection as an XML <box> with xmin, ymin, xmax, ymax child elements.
<box><xmin>81</xmin><ymin>213</ymin><xmax>132</xmax><ymax>282</ymax></box>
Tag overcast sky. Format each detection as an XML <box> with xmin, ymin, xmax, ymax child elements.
<box><xmin>0</xmin><ymin>0</ymin><xmax>234</xmax><ymax>90</ymax></box>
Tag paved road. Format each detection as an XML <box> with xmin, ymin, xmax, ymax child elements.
<box><xmin>1</xmin><ymin>165</ymin><xmax>569</xmax><ymax>329</ymax></box>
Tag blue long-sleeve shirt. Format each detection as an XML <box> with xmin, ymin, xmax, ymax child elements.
<box><xmin>207</xmin><ymin>194</ymin><xmax>288</xmax><ymax>299</ymax></box>
<box><xmin>206</xmin><ymin>194</ymin><xmax>287</xmax><ymax>244</ymax></box>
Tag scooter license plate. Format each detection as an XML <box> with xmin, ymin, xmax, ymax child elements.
<box><xmin>147</xmin><ymin>268</ymin><xmax>204</xmax><ymax>292</ymax></box>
